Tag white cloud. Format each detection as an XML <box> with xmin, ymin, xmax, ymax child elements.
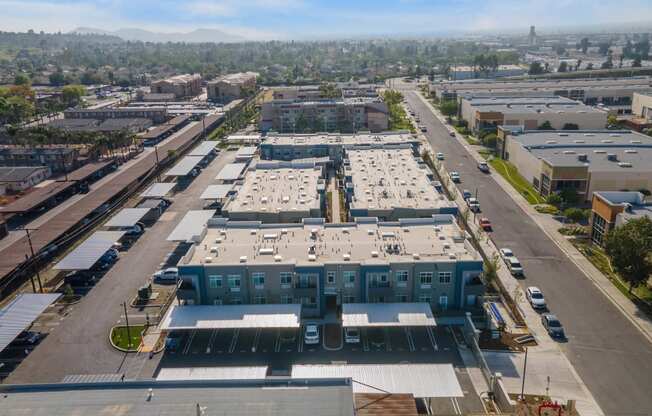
<box><xmin>184</xmin><ymin>0</ymin><xmax>304</xmax><ymax>16</ymax></box>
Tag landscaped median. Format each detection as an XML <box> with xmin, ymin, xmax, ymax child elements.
<box><xmin>110</xmin><ymin>325</ymin><xmax>145</xmax><ymax>352</ymax></box>
<box><xmin>488</xmin><ymin>158</ymin><xmax>546</xmax><ymax>205</ymax></box>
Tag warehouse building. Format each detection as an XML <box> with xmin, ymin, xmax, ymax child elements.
<box><xmin>221</xmin><ymin>161</ymin><xmax>326</xmax><ymax>223</ymax></box>
<box><xmin>150</xmin><ymin>74</ymin><xmax>202</xmax><ymax>99</ymax></box>
<box><xmin>460</xmin><ymin>96</ymin><xmax>608</xmax><ymax>133</ymax></box>
<box><xmin>497</xmin><ymin>129</ymin><xmax>652</xmax><ymax>201</ymax></box>
<box><xmin>174</xmin><ymin>215</ymin><xmax>485</xmax><ymax>317</ymax></box>
<box><xmin>207</xmin><ymin>72</ymin><xmax>258</xmax><ymax>104</ymax></box>
<box><xmin>0</xmin><ymin>166</ymin><xmax>51</xmax><ymax>193</ymax></box>
<box><xmin>259</xmin><ymin>131</ymin><xmax>420</xmax><ymax>165</ymax></box>
<box><xmin>344</xmin><ymin>147</ymin><xmax>457</xmax><ymax>220</ymax></box>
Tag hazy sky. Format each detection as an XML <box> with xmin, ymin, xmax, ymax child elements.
<box><xmin>2</xmin><ymin>0</ymin><xmax>652</xmax><ymax>39</ymax></box>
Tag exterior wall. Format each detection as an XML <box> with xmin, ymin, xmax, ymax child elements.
<box><xmin>151</xmin><ymin>75</ymin><xmax>201</xmax><ymax>99</ymax></box>
<box><xmin>587</xmin><ymin>170</ymin><xmax>652</xmax><ymax>201</ymax></box>
<box><xmin>504</xmin><ymin>139</ymin><xmax>543</xmax><ymax>189</ymax></box>
<box><xmin>0</xmin><ymin>148</ymin><xmax>79</xmax><ymax>173</ymax></box>
<box><xmin>207</xmin><ymin>75</ymin><xmax>256</xmax><ymax>104</ymax></box>
<box><xmin>632</xmin><ymin>92</ymin><xmax>652</xmax><ymax>120</ymax></box>
<box><xmin>0</xmin><ymin>167</ymin><xmax>51</xmax><ymax>192</ymax></box>
<box><xmin>488</xmin><ymin>110</ymin><xmax>607</xmax><ymax>132</ymax></box>
<box><xmin>64</xmin><ymin>108</ymin><xmax>167</xmax><ymax>123</ymax></box>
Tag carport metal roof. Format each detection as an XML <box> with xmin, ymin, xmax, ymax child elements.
<box><xmin>342</xmin><ymin>303</ymin><xmax>436</xmax><ymax>327</ymax></box>
<box><xmin>161</xmin><ymin>304</ymin><xmax>301</xmax><ymax>330</ymax></box>
<box><xmin>292</xmin><ymin>364</ymin><xmax>463</xmax><ymax>398</ymax></box>
<box><xmin>166</xmin><ymin>210</ymin><xmax>215</xmax><ymax>242</ymax></box>
<box><xmin>0</xmin><ymin>293</ymin><xmax>60</xmax><ymax>352</ymax></box>
<box><xmin>236</xmin><ymin>146</ymin><xmax>257</xmax><ymax>158</ymax></box>
<box><xmin>188</xmin><ymin>141</ymin><xmax>218</xmax><ymax>157</ymax></box>
<box><xmin>140</xmin><ymin>182</ymin><xmax>176</xmax><ymax>198</ymax></box>
<box><xmin>215</xmin><ymin>163</ymin><xmax>247</xmax><ymax>181</ymax></box>
<box><xmin>165</xmin><ymin>156</ymin><xmax>204</xmax><ymax>177</ymax></box>
<box><xmin>200</xmin><ymin>184</ymin><xmax>233</xmax><ymax>200</ymax></box>
<box><xmin>104</xmin><ymin>208</ymin><xmax>151</xmax><ymax>228</ymax></box>
<box><xmin>157</xmin><ymin>366</ymin><xmax>269</xmax><ymax>381</ymax></box>
<box><xmin>54</xmin><ymin>231</ymin><xmax>126</xmax><ymax>271</ymax></box>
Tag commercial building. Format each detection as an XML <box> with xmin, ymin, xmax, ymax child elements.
<box><xmin>344</xmin><ymin>147</ymin><xmax>457</xmax><ymax>220</ymax></box>
<box><xmin>0</xmin><ymin>145</ymin><xmax>79</xmax><ymax>173</ymax></box>
<box><xmin>221</xmin><ymin>161</ymin><xmax>325</xmax><ymax>223</ymax></box>
<box><xmin>150</xmin><ymin>73</ymin><xmax>202</xmax><ymax>99</ymax></box>
<box><xmin>174</xmin><ymin>215</ymin><xmax>484</xmax><ymax>317</ymax></box>
<box><xmin>0</xmin><ymin>166</ymin><xmax>51</xmax><ymax>192</ymax></box>
<box><xmin>271</xmin><ymin>82</ymin><xmax>378</xmax><ymax>101</ymax></box>
<box><xmin>64</xmin><ymin>107</ymin><xmax>168</xmax><ymax>124</ymax></box>
<box><xmin>260</xmin><ymin>132</ymin><xmax>419</xmax><ymax>165</ymax></box>
<box><xmin>432</xmin><ymin>76</ymin><xmax>652</xmax><ymax>114</ymax></box>
<box><xmin>590</xmin><ymin>191</ymin><xmax>652</xmax><ymax>246</ymax></box>
<box><xmin>207</xmin><ymin>72</ymin><xmax>258</xmax><ymax>104</ymax></box>
<box><xmin>260</xmin><ymin>97</ymin><xmax>389</xmax><ymax>133</ymax></box>
<box><xmin>447</xmin><ymin>65</ymin><xmax>526</xmax><ymax>80</ymax></box>
<box><xmin>625</xmin><ymin>92</ymin><xmax>652</xmax><ymax>131</ymax></box>
<box><xmin>49</xmin><ymin>118</ymin><xmax>152</xmax><ymax>133</ymax></box>
<box><xmin>460</xmin><ymin>96</ymin><xmax>608</xmax><ymax>133</ymax></box>
<box><xmin>497</xmin><ymin>129</ymin><xmax>652</xmax><ymax>201</ymax></box>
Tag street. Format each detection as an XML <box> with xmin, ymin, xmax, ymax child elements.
<box><xmin>404</xmin><ymin>89</ymin><xmax>652</xmax><ymax>416</ymax></box>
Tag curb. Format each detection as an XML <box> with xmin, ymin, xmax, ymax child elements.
<box><xmin>109</xmin><ymin>325</ymin><xmax>143</xmax><ymax>353</ymax></box>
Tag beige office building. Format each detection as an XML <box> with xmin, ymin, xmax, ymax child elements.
<box><xmin>207</xmin><ymin>72</ymin><xmax>258</xmax><ymax>104</ymax></box>
<box><xmin>150</xmin><ymin>74</ymin><xmax>202</xmax><ymax>99</ymax></box>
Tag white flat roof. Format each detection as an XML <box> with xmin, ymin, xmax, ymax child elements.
<box><xmin>156</xmin><ymin>366</ymin><xmax>268</xmax><ymax>381</ymax></box>
<box><xmin>161</xmin><ymin>304</ymin><xmax>302</xmax><ymax>330</ymax></box>
<box><xmin>292</xmin><ymin>364</ymin><xmax>462</xmax><ymax>398</ymax></box>
<box><xmin>166</xmin><ymin>210</ymin><xmax>215</xmax><ymax>242</ymax></box>
<box><xmin>165</xmin><ymin>156</ymin><xmax>204</xmax><ymax>177</ymax></box>
<box><xmin>216</xmin><ymin>163</ymin><xmax>247</xmax><ymax>181</ymax></box>
<box><xmin>200</xmin><ymin>184</ymin><xmax>233</xmax><ymax>200</ymax></box>
<box><xmin>342</xmin><ymin>303</ymin><xmax>436</xmax><ymax>327</ymax></box>
<box><xmin>54</xmin><ymin>231</ymin><xmax>126</xmax><ymax>270</ymax></box>
<box><xmin>188</xmin><ymin>141</ymin><xmax>218</xmax><ymax>157</ymax></box>
<box><xmin>0</xmin><ymin>293</ymin><xmax>60</xmax><ymax>352</ymax></box>
<box><xmin>104</xmin><ymin>208</ymin><xmax>151</xmax><ymax>228</ymax></box>
<box><xmin>140</xmin><ymin>182</ymin><xmax>176</xmax><ymax>198</ymax></box>
<box><xmin>237</xmin><ymin>146</ymin><xmax>257</xmax><ymax>157</ymax></box>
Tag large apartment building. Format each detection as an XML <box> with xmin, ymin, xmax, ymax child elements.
<box><xmin>0</xmin><ymin>145</ymin><xmax>79</xmax><ymax>173</ymax></box>
<box><xmin>432</xmin><ymin>76</ymin><xmax>652</xmax><ymax>114</ymax></box>
<box><xmin>344</xmin><ymin>147</ymin><xmax>457</xmax><ymax>220</ymax></box>
<box><xmin>260</xmin><ymin>97</ymin><xmax>389</xmax><ymax>133</ymax></box>
<box><xmin>447</xmin><ymin>65</ymin><xmax>527</xmax><ymax>80</ymax></box>
<box><xmin>175</xmin><ymin>216</ymin><xmax>485</xmax><ymax>317</ymax></box>
<box><xmin>460</xmin><ymin>96</ymin><xmax>607</xmax><ymax>133</ymax></box>
<box><xmin>207</xmin><ymin>72</ymin><xmax>258</xmax><ymax>104</ymax></box>
<box><xmin>150</xmin><ymin>74</ymin><xmax>202</xmax><ymax>99</ymax></box>
<box><xmin>259</xmin><ymin>131</ymin><xmax>420</xmax><ymax>165</ymax></box>
<box><xmin>497</xmin><ymin>129</ymin><xmax>652</xmax><ymax>201</ymax></box>
<box><xmin>64</xmin><ymin>107</ymin><xmax>168</xmax><ymax>124</ymax></box>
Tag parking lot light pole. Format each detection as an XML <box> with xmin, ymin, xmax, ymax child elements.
<box><xmin>123</xmin><ymin>301</ymin><xmax>132</xmax><ymax>349</ymax></box>
<box><xmin>520</xmin><ymin>347</ymin><xmax>528</xmax><ymax>401</ymax></box>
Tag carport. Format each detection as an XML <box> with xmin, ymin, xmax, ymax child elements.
<box><xmin>53</xmin><ymin>231</ymin><xmax>126</xmax><ymax>271</ymax></box>
<box><xmin>187</xmin><ymin>141</ymin><xmax>218</xmax><ymax>157</ymax></box>
<box><xmin>200</xmin><ymin>184</ymin><xmax>233</xmax><ymax>201</ymax></box>
<box><xmin>166</xmin><ymin>210</ymin><xmax>215</xmax><ymax>242</ymax></box>
<box><xmin>341</xmin><ymin>303</ymin><xmax>436</xmax><ymax>327</ymax></box>
<box><xmin>104</xmin><ymin>208</ymin><xmax>151</xmax><ymax>228</ymax></box>
<box><xmin>165</xmin><ymin>156</ymin><xmax>204</xmax><ymax>177</ymax></box>
<box><xmin>215</xmin><ymin>163</ymin><xmax>247</xmax><ymax>182</ymax></box>
<box><xmin>160</xmin><ymin>304</ymin><xmax>302</xmax><ymax>330</ymax></box>
<box><xmin>140</xmin><ymin>182</ymin><xmax>176</xmax><ymax>199</ymax></box>
<box><xmin>0</xmin><ymin>293</ymin><xmax>60</xmax><ymax>352</ymax></box>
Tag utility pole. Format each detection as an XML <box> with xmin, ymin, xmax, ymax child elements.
<box><xmin>123</xmin><ymin>301</ymin><xmax>132</xmax><ymax>349</ymax></box>
<box><xmin>154</xmin><ymin>146</ymin><xmax>160</xmax><ymax>181</ymax></box>
<box><xmin>24</xmin><ymin>254</ymin><xmax>36</xmax><ymax>292</ymax></box>
<box><xmin>23</xmin><ymin>228</ymin><xmax>43</xmax><ymax>292</ymax></box>
<box><xmin>520</xmin><ymin>347</ymin><xmax>528</xmax><ymax>401</ymax></box>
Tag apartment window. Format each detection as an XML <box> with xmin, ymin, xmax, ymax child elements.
<box><xmin>343</xmin><ymin>295</ymin><xmax>356</xmax><ymax>303</ymax></box>
<box><xmin>419</xmin><ymin>295</ymin><xmax>432</xmax><ymax>304</ymax></box>
<box><xmin>301</xmin><ymin>297</ymin><xmax>317</xmax><ymax>307</ymax></box>
<box><xmin>419</xmin><ymin>272</ymin><xmax>433</xmax><ymax>288</ymax></box>
<box><xmin>591</xmin><ymin>214</ymin><xmax>607</xmax><ymax>246</ymax></box>
<box><xmin>326</xmin><ymin>271</ymin><xmax>336</xmax><ymax>285</ymax></box>
<box><xmin>439</xmin><ymin>295</ymin><xmax>449</xmax><ymax>311</ymax></box>
<box><xmin>395</xmin><ymin>270</ymin><xmax>408</xmax><ymax>287</ymax></box>
<box><xmin>343</xmin><ymin>271</ymin><xmax>356</xmax><ymax>288</ymax></box>
<box><xmin>396</xmin><ymin>294</ymin><xmax>408</xmax><ymax>303</ymax></box>
<box><xmin>252</xmin><ymin>272</ymin><xmax>265</xmax><ymax>289</ymax></box>
<box><xmin>369</xmin><ymin>273</ymin><xmax>389</xmax><ymax>288</ymax></box>
<box><xmin>228</xmin><ymin>275</ymin><xmax>241</xmax><ymax>292</ymax></box>
<box><xmin>208</xmin><ymin>275</ymin><xmax>222</xmax><ymax>289</ymax></box>
<box><xmin>253</xmin><ymin>296</ymin><xmax>266</xmax><ymax>305</ymax></box>
<box><xmin>439</xmin><ymin>272</ymin><xmax>452</xmax><ymax>284</ymax></box>
<box><xmin>281</xmin><ymin>295</ymin><xmax>294</xmax><ymax>304</ymax></box>
<box><xmin>280</xmin><ymin>272</ymin><xmax>293</xmax><ymax>289</ymax></box>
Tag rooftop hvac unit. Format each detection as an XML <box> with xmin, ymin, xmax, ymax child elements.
<box><xmin>204</xmin><ymin>257</ymin><xmax>213</xmax><ymax>263</ymax></box>
<box><xmin>239</xmin><ymin>256</ymin><xmax>248</xmax><ymax>262</ymax></box>
<box><xmin>343</xmin><ymin>253</ymin><xmax>351</xmax><ymax>261</ymax></box>
<box><xmin>607</xmin><ymin>154</ymin><xmax>618</xmax><ymax>161</ymax></box>
<box><xmin>371</xmin><ymin>251</ymin><xmax>379</xmax><ymax>257</ymax></box>
<box><xmin>413</xmin><ymin>253</ymin><xmax>420</xmax><ymax>260</ymax></box>
<box><xmin>259</xmin><ymin>248</ymin><xmax>274</xmax><ymax>255</ymax></box>
<box><xmin>274</xmin><ymin>255</ymin><xmax>283</xmax><ymax>262</ymax></box>
<box><xmin>210</xmin><ymin>246</ymin><xmax>218</xmax><ymax>253</ymax></box>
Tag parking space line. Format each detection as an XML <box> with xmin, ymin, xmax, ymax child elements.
<box><xmin>362</xmin><ymin>329</ymin><xmax>370</xmax><ymax>352</ymax></box>
<box><xmin>405</xmin><ymin>327</ymin><xmax>416</xmax><ymax>352</ymax></box>
<box><xmin>253</xmin><ymin>328</ymin><xmax>261</xmax><ymax>352</ymax></box>
<box><xmin>297</xmin><ymin>326</ymin><xmax>304</xmax><ymax>353</ymax></box>
<box><xmin>228</xmin><ymin>328</ymin><xmax>240</xmax><ymax>353</ymax></box>
<box><xmin>427</xmin><ymin>327</ymin><xmax>438</xmax><ymax>351</ymax></box>
<box><xmin>450</xmin><ymin>397</ymin><xmax>462</xmax><ymax>415</ymax></box>
<box><xmin>274</xmin><ymin>329</ymin><xmax>281</xmax><ymax>352</ymax></box>
<box><xmin>384</xmin><ymin>328</ymin><xmax>392</xmax><ymax>352</ymax></box>
<box><xmin>182</xmin><ymin>330</ymin><xmax>196</xmax><ymax>355</ymax></box>
<box><xmin>206</xmin><ymin>329</ymin><xmax>218</xmax><ymax>354</ymax></box>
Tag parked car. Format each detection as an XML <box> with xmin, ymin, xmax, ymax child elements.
<box><xmin>419</xmin><ymin>125</ymin><xmax>427</xmax><ymax>132</ymax></box>
<box><xmin>436</xmin><ymin>152</ymin><xmax>445</xmax><ymax>160</ymax></box>
<box><xmin>345</xmin><ymin>327</ymin><xmax>361</xmax><ymax>344</ymax></box>
<box><xmin>541</xmin><ymin>313</ymin><xmax>565</xmax><ymax>339</ymax></box>
<box><xmin>462</xmin><ymin>189</ymin><xmax>472</xmax><ymax>200</ymax></box>
<box><xmin>165</xmin><ymin>332</ymin><xmax>182</xmax><ymax>352</ymax></box>
<box><xmin>499</xmin><ymin>248</ymin><xmax>514</xmax><ymax>261</ymax></box>
<box><xmin>506</xmin><ymin>257</ymin><xmax>524</xmax><ymax>276</ymax></box>
<box><xmin>153</xmin><ymin>267</ymin><xmax>179</xmax><ymax>281</ymax></box>
<box><xmin>449</xmin><ymin>131</ymin><xmax>456</xmax><ymax>137</ymax></box>
<box><xmin>449</xmin><ymin>171</ymin><xmax>461</xmax><ymax>182</ymax></box>
<box><xmin>12</xmin><ymin>331</ymin><xmax>41</xmax><ymax>345</ymax></box>
<box><xmin>477</xmin><ymin>162</ymin><xmax>490</xmax><ymax>173</ymax></box>
<box><xmin>415</xmin><ymin>116</ymin><xmax>421</xmax><ymax>122</ymax></box>
<box><xmin>433</xmin><ymin>181</ymin><xmax>443</xmax><ymax>192</ymax></box>
<box><xmin>64</xmin><ymin>271</ymin><xmax>96</xmax><ymax>287</ymax></box>
<box><xmin>304</xmin><ymin>324</ymin><xmax>320</xmax><ymax>345</ymax></box>
<box><xmin>526</xmin><ymin>287</ymin><xmax>547</xmax><ymax>309</ymax></box>
<box><xmin>467</xmin><ymin>197</ymin><xmax>480</xmax><ymax>213</ymax></box>
<box><xmin>125</xmin><ymin>222</ymin><xmax>145</xmax><ymax>236</ymax></box>
<box><xmin>479</xmin><ymin>217</ymin><xmax>492</xmax><ymax>231</ymax></box>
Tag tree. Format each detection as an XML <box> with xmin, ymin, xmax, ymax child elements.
<box><xmin>586</xmin><ymin>63</ymin><xmax>594</xmax><ymax>70</ymax></box>
<box><xmin>482</xmin><ymin>133</ymin><xmax>497</xmax><ymax>148</ymax></box>
<box><xmin>483</xmin><ymin>254</ymin><xmax>501</xmax><ymax>286</ymax></box>
<box><xmin>559</xmin><ymin>188</ymin><xmax>580</xmax><ymax>204</ymax></box>
<box><xmin>604</xmin><ymin>217</ymin><xmax>652</xmax><ymax>293</ymax></box>
<box><xmin>562</xmin><ymin>123</ymin><xmax>579</xmax><ymax>130</ymax></box>
<box><xmin>62</xmin><ymin>85</ymin><xmax>86</xmax><ymax>107</ymax></box>
<box><xmin>632</xmin><ymin>57</ymin><xmax>642</xmax><ymax>68</ymax></box>
<box><xmin>601</xmin><ymin>56</ymin><xmax>613</xmax><ymax>69</ymax></box>
<box><xmin>607</xmin><ymin>114</ymin><xmax>618</xmax><ymax>127</ymax></box>
<box><xmin>528</xmin><ymin>62</ymin><xmax>544</xmax><ymax>75</ymax></box>
<box><xmin>538</xmin><ymin>120</ymin><xmax>553</xmax><ymax>130</ymax></box>
<box><xmin>439</xmin><ymin>100</ymin><xmax>458</xmax><ymax>117</ymax></box>
<box><xmin>14</xmin><ymin>73</ymin><xmax>30</xmax><ymax>86</ymax></box>
<box><xmin>318</xmin><ymin>82</ymin><xmax>340</xmax><ymax>98</ymax></box>
<box><xmin>49</xmin><ymin>71</ymin><xmax>65</xmax><ymax>86</ymax></box>
<box><xmin>557</xmin><ymin>62</ymin><xmax>568</xmax><ymax>73</ymax></box>
<box><xmin>563</xmin><ymin>207</ymin><xmax>588</xmax><ymax>223</ymax></box>
<box><xmin>546</xmin><ymin>193</ymin><xmax>563</xmax><ymax>206</ymax></box>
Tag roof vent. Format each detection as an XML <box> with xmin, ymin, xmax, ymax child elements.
<box><xmin>413</xmin><ymin>253</ymin><xmax>420</xmax><ymax>260</ymax></box>
<box><xmin>204</xmin><ymin>257</ymin><xmax>213</xmax><ymax>263</ymax></box>
<box><xmin>343</xmin><ymin>253</ymin><xmax>351</xmax><ymax>261</ymax></box>
<box><xmin>607</xmin><ymin>153</ymin><xmax>618</xmax><ymax>161</ymax></box>
<box><xmin>449</xmin><ymin>253</ymin><xmax>457</xmax><ymax>260</ymax></box>
<box><xmin>371</xmin><ymin>251</ymin><xmax>379</xmax><ymax>257</ymax></box>
<box><xmin>239</xmin><ymin>256</ymin><xmax>247</xmax><ymax>263</ymax></box>
<box><xmin>210</xmin><ymin>246</ymin><xmax>218</xmax><ymax>253</ymax></box>
<box><xmin>274</xmin><ymin>255</ymin><xmax>283</xmax><ymax>262</ymax></box>
<box><xmin>259</xmin><ymin>248</ymin><xmax>274</xmax><ymax>255</ymax></box>
<box><xmin>618</xmin><ymin>162</ymin><xmax>633</xmax><ymax>168</ymax></box>
<box><xmin>308</xmin><ymin>254</ymin><xmax>317</xmax><ymax>261</ymax></box>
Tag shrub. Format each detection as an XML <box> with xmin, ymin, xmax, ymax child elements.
<box><xmin>563</xmin><ymin>207</ymin><xmax>588</xmax><ymax>223</ymax></box>
<box><xmin>546</xmin><ymin>193</ymin><xmax>563</xmax><ymax>206</ymax></box>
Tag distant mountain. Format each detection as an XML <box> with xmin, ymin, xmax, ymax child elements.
<box><xmin>71</xmin><ymin>27</ymin><xmax>246</xmax><ymax>43</ymax></box>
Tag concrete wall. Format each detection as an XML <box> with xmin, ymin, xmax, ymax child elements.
<box><xmin>632</xmin><ymin>92</ymin><xmax>652</xmax><ymax>120</ymax></box>
<box><xmin>504</xmin><ymin>139</ymin><xmax>543</xmax><ymax>188</ymax></box>
<box><xmin>587</xmin><ymin>170</ymin><xmax>652</xmax><ymax>200</ymax></box>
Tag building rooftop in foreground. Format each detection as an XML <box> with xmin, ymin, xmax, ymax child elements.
<box><xmin>345</xmin><ymin>148</ymin><xmax>449</xmax><ymax>211</ymax></box>
<box><xmin>263</xmin><ymin>131</ymin><xmax>418</xmax><ymax>147</ymax></box>
<box><xmin>186</xmin><ymin>215</ymin><xmax>478</xmax><ymax>266</ymax></box>
<box><xmin>508</xmin><ymin>130</ymin><xmax>652</xmax><ymax>171</ymax></box>
<box><xmin>594</xmin><ymin>191</ymin><xmax>652</xmax><ymax>223</ymax></box>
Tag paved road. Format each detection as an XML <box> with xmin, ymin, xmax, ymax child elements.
<box><xmin>6</xmin><ymin>149</ymin><xmax>236</xmax><ymax>383</ymax></box>
<box><xmin>405</xmin><ymin>90</ymin><xmax>652</xmax><ymax>416</ymax></box>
